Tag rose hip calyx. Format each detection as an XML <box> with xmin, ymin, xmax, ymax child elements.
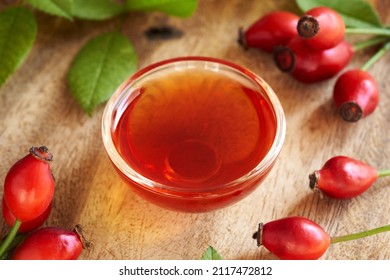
<box><xmin>252</xmin><ymin>222</ymin><xmax>263</xmax><ymax>246</ymax></box>
<box><xmin>273</xmin><ymin>46</ymin><xmax>295</xmax><ymax>72</ymax></box>
<box><xmin>297</xmin><ymin>15</ymin><xmax>320</xmax><ymax>38</ymax></box>
<box><xmin>29</xmin><ymin>146</ymin><xmax>53</xmax><ymax>162</ymax></box>
<box><xmin>339</xmin><ymin>101</ymin><xmax>364</xmax><ymax>122</ymax></box>
<box><xmin>237</xmin><ymin>27</ymin><xmax>247</xmax><ymax>49</ymax></box>
<box><xmin>74</xmin><ymin>224</ymin><xmax>92</xmax><ymax>250</ymax></box>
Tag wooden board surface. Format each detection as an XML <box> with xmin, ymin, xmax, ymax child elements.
<box><xmin>1</xmin><ymin>0</ymin><xmax>390</xmax><ymax>260</ymax></box>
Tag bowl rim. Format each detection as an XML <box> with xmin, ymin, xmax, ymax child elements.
<box><xmin>101</xmin><ymin>56</ymin><xmax>286</xmax><ymax>193</ymax></box>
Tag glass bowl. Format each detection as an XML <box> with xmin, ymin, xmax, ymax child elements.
<box><xmin>102</xmin><ymin>56</ymin><xmax>286</xmax><ymax>212</ymax></box>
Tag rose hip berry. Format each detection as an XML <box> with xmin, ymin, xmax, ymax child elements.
<box><xmin>333</xmin><ymin>69</ymin><xmax>379</xmax><ymax>122</ymax></box>
<box><xmin>309</xmin><ymin>155</ymin><xmax>390</xmax><ymax>199</ymax></box>
<box><xmin>253</xmin><ymin>216</ymin><xmax>330</xmax><ymax>260</ymax></box>
<box><xmin>2</xmin><ymin>198</ymin><xmax>52</xmax><ymax>233</ymax></box>
<box><xmin>297</xmin><ymin>6</ymin><xmax>345</xmax><ymax>50</ymax></box>
<box><xmin>273</xmin><ymin>36</ymin><xmax>353</xmax><ymax>83</ymax></box>
<box><xmin>254</xmin><ymin>216</ymin><xmax>390</xmax><ymax>259</ymax></box>
<box><xmin>11</xmin><ymin>225</ymin><xmax>91</xmax><ymax>260</ymax></box>
<box><xmin>3</xmin><ymin>146</ymin><xmax>55</xmax><ymax>222</ymax></box>
<box><xmin>238</xmin><ymin>11</ymin><xmax>299</xmax><ymax>53</ymax></box>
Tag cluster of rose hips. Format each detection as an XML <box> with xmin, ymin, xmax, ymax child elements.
<box><xmin>239</xmin><ymin>7</ymin><xmax>390</xmax><ymax>260</ymax></box>
<box><xmin>239</xmin><ymin>6</ymin><xmax>388</xmax><ymax>122</ymax></box>
<box><xmin>0</xmin><ymin>146</ymin><xmax>90</xmax><ymax>259</ymax></box>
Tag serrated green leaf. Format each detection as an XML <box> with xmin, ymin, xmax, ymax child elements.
<box><xmin>295</xmin><ymin>0</ymin><xmax>382</xmax><ymax>28</ymax></box>
<box><xmin>201</xmin><ymin>246</ymin><xmax>223</xmax><ymax>260</ymax></box>
<box><xmin>27</xmin><ymin>0</ymin><xmax>73</xmax><ymax>20</ymax></box>
<box><xmin>67</xmin><ymin>32</ymin><xmax>137</xmax><ymax>115</ymax></box>
<box><xmin>126</xmin><ymin>0</ymin><xmax>197</xmax><ymax>18</ymax></box>
<box><xmin>71</xmin><ymin>0</ymin><xmax>126</xmax><ymax>20</ymax></box>
<box><xmin>0</xmin><ymin>7</ymin><xmax>37</xmax><ymax>88</ymax></box>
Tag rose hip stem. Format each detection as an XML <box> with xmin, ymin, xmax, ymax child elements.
<box><xmin>0</xmin><ymin>219</ymin><xmax>21</xmax><ymax>258</ymax></box>
<box><xmin>346</xmin><ymin>27</ymin><xmax>390</xmax><ymax>36</ymax></box>
<box><xmin>331</xmin><ymin>224</ymin><xmax>390</xmax><ymax>244</ymax></box>
<box><xmin>378</xmin><ymin>169</ymin><xmax>390</xmax><ymax>177</ymax></box>
<box><xmin>352</xmin><ymin>36</ymin><xmax>389</xmax><ymax>52</ymax></box>
<box><xmin>360</xmin><ymin>40</ymin><xmax>390</xmax><ymax>71</ymax></box>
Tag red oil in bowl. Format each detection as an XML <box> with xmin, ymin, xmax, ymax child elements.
<box><xmin>102</xmin><ymin>57</ymin><xmax>285</xmax><ymax>212</ymax></box>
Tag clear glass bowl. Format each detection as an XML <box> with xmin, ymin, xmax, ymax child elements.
<box><xmin>102</xmin><ymin>56</ymin><xmax>286</xmax><ymax>212</ymax></box>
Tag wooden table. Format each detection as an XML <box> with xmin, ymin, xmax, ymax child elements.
<box><xmin>1</xmin><ymin>0</ymin><xmax>389</xmax><ymax>260</ymax></box>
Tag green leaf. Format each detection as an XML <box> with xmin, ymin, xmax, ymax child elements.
<box><xmin>201</xmin><ymin>246</ymin><xmax>223</xmax><ymax>260</ymax></box>
<box><xmin>27</xmin><ymin>0</ymin><xmax>73</xmax><ymax>20</ymax></box>
<box><xmin>67</xmin><ymin>32</ymin><xmax>137</xmax><ymax>115</ymax></box>
<box><xmin>126</xmin><ymin>0</ymin><xmax>197</xmax><ymax>18</ymax></box>
<box><xmin>295</xmin><ymin>0</ymin><xmax>382</xmax><ymax>28</ymax></box>
<box><xmin>71</xmin><ymin>0</ymin><xmax>126</xmax><ymax>20</ymax></box>
<box><xmin>0</xmin><ymin>7</ymin><xmax>37</xmax><ymax>88</ymax></box>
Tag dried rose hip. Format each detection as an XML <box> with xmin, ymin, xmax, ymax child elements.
<box><xmin>238</xmin><ymin>11</ymin><xmax>299</xmax><ymax>52</ymax></box>
<box><xmin>333</xmin><ymin>69</ymin><xmax>379</xmax><ymax>122</ymax></box>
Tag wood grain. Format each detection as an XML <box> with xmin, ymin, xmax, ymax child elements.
<box><xmin>1</xmin><ymin>0</ymin><xmax>389</xmax><ymax>260</ymax></box>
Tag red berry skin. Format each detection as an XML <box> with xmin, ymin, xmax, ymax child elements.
<box><xmin>3</xmin><ymin>146</ymin><xmax>55</xmax><ymax>222</ymax></box>
<box><xmin>11</xmin><ymin>227</ymin><xmax>84</xmax><ymax>260</ymax></box>
<box><xmin>2</xmin><ymin>198</ymin><xmax>52</xmax><ymax>233</ymax></box>
<box><xmin>298</xmin><ymin>6</ymin><xmax>345</xmax><ymax>50</ymax></box>
<box><xmin>240</xmin><ymin>11</ymin><xmax>299</xmax><ymax>52</ymax></box>
<box><xmin>274</xmin><ymin>36</ymin><xmax>353</xmax><ymax>83</ymax></box>
<box><xmin>261</xmin><ymin>216</ymin><xmax>330</xmax><ymax>260</ymax></box>
<box><xmin>333</xmin><ymin>69</ymin><xmax>379</xmax><ymax>122</ymax></box>
<box><xmin>309</xmin><ymin>156</ymin><xmax>378</xmax><ymax>199</ymax></box>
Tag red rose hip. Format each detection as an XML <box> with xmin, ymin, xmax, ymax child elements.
<box><xmin>254</xmin><ymin>216</ymin><xmax>330</xmax><ymax>260</ymax></box>
<box><xmin>3</xmin><ymin>146</ymin><xmax>55</xmax><ymax>222</ymax></box>
<box><xmin>239</xmin><ymin>11</ymin><xmax>299</xmax><ymax>52</ymax></box>
<box><xmin>297</xmin><ymin>6</ymin><xmax>345</xmax><ymax>50</ymax></box>
<box><xmin>11</xmin><ymin>225</ymin><xmax>90</xmax><ymax>260</ymax></box>
<box><xmin>309</xmin><ymin>156</ymin><xmax>379</xmax><ymax>199</ymax></box>
<box><xmin>273</xmin><ymin>36</ymin><xmax>353</xmax><ymax>83</ymax></box>
<box><xmin>254</xmin><ymin>215</ymin><xmax>390</xmax><ymax>259</ymax></box>
<box><xmin>333</xmin><ymin>69</ymin><xmax>379</xmax><ymax>122</ymax></box>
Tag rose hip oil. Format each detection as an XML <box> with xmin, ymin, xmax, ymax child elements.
<box><xmin>111</xmin><ymin>68</ymin><xmax>277</xmax><ymax>210</ymax></box>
